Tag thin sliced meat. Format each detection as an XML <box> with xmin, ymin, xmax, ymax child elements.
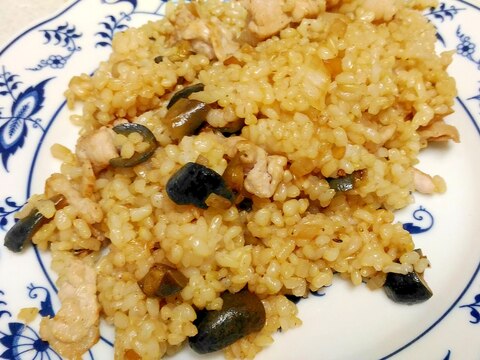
<box><xmin>418</xmin><ymin>120</ymin><xmax>460</xmax><ymax>143</ymax></box>
<box><xmin>40</xmin><ymin>258</ymin><xmax>99</xmax><ymax>359</ymax></box>
<box><xmin>76</xmin><ymin>127</ymin><xmax>118</xmax><ymax>173</ymax></box>
<box><xmin>242</xmin><ymin>0</ymin><xmax>324</xmax><ymax>40</ymax></box>
<box><xmin>171</xmin><ymin>4</ymin><xmax>239</xmax><ymax>61</ymax></box>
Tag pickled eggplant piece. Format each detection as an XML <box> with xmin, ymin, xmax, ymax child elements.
<box><xmin>327</xmin><ymin>174</ymin><xmax>354</xmax><ymax>192</ymax></box>
<box><xmin>215</xmin><ymin>118</ymin><xmax>245</xmax><ymax>136</ymax></box>
<box><xmin>166</xmin><ymin>162</ymin><xmax>234</xmax><ymax>209</ymax></box>
<box><xmin>162</xmin><ymin>98</ymin><xmax>210</xmax><ymax>141</ymax></box>
<box><xmin>384</xmin><ymin>271</ymin><xmax>433</xmax><ymax>305</ymax></box>
<box><xmin>138</xmin><ymin>264</ymin><xmax>188</xmax><ymax>298</ymax></box>
<box><xmin>327</xmin><ymin>170</ymin><xmax>365</xmax><ymax>192</ymax></box>
<box><xmin>109</xmin><ymin>123</ymin><xmax>158</xmax><ymax>167</ymax></box>
<box><xmin>222</xmin><ymin>153</ymin><xmax>244</xmax><ymax>193</ymax></box>
<box><xmin>237</xmin><ymin>197</ymin><xmax>253</xmax><ymax>212</ymax></box>
<box><xmin>167</xmin><ymin>83</ymin><xmax>205</xmax><ymax>109</ymax></box>
<box><xmin>4</xmin><ymin>195</ymin><xmax>64</xmax><ymax>253</ymax></box>
<box><xmin>189</xmin><ymin>289</ymin><xmax>266</xmax><ymax>354</ymax></box>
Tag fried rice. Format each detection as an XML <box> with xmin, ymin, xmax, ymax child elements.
<box><xmin>10</xmin><ymin>0</ymin><xmax>459</xmax><ymax>358</ymax></box>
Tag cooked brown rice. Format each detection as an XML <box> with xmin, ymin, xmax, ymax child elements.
<box><xmin>13</xmin><ymin>0</ymin><xmax>459</xmax><ymax>358</ymax></box>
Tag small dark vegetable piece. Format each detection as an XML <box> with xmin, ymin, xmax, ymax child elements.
<box><xmin>138</xmin><ymin>264</ymin><xmax>188</xmax><ymax>298</ymax></box>
<box><xmin>327</xmin><ymin>170</ymin><xmax>365</xmax><ymax>192</ymax></box>
<box><xmin>167</xmin><ymin>83</ymin><xmax>205</xmax><ymax>109</ymax></box>
<box><xmin>154</xmin><ymin>55</ymin><xmax>163</xmax><ymax>63</ymax></box>
<box><xmin>189</xmin><ymin>289</ymin><xmax>266</xmax><ymax>354</ymax></box>
<box><xmin>215</xmin><ymin>118</ymin><xmax>245</xmax><ymax>136</ymax></box>
<box><xmin>109</xmin><ymin>123</ymin><xmax>158</xmax><ymax>168</ymax></box>
<box><xmin>166</xmin><ymin>162</ymin><xmax>234</xmax><ymax>209</ymax></box>
<box><xmin>162</xmin><ymin>98</ymin><xmax>210</xmax><ymax>141</ymax></box>
<box><xmin>4</xmin><ymin>195</ymin><xmax>64</xmax><ymax>253</ymax></box>
<box><xmin>237</xmin><ymin>197</ymin><xmax>253</xmax><ymax>212</ymax></box>
<box><xmin>222</xmin><ymin>153</ymin><xmax>244</xmax><ymax>193</ymax></box>
<box><xmin>327</xmin><ymin>173</ymin><xmax>355</xmax><ymax>192</ymax></box>
<box><xmin>384</xmin><ymin>271</ymin><xmax>433</xmax><ymax>305</ymax></box>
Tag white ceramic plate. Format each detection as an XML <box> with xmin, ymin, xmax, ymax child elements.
<box><xmin>0</xmin><ymin>1</ymin><xmax>479</xmax><ymax>359</ymax></box>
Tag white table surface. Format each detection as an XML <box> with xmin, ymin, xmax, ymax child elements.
<box><xmin>0</xmin><ymin>0</ymin><xmax>67</xmax><ymax>46</ymax></box>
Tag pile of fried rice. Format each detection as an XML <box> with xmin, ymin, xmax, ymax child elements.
<box><xmin>15</xmin><ymin>0</ymin><xmax>459</xmax><ymax>358</ymax></box>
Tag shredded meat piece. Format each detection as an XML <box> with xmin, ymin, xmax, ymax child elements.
<box><xmin>242</xmin><ymin>0</ymin><xmax>323</xmax><ymax>39</ymax></box>
<box><xmin>418</xmin><ymin>119</ymin><xmax>460</xmax><ymax>143</ymax></box>
<box><xmin>413</xmin><ymin>168</ymin><xmax>436</xmax><ymax>194</ymax></box>
<box><xmin>242</xmin><ymin>0</ymin><xmax>290</xmax><ymax>40</ymax></box>
<box><xmin>40</xmin><ymin>258</ymin><xmax>99</xmax><ymax>359</ymax></box>
<box><xmin>171</xmin><ymin>4</ymin><xmax>239</xmax><ymax>61</ymax></box>
<box><xmin>46</xmin><ymin>173</ymin><xmax>103</xmax><ymax>224</ymax></box>
<box><xmin>76</xmin><ymin>127</ymin><xmax>118</xmax><ymax>173</ymax></box>
<box><xmin>235</xmin><ymin>141</ymin><xmax>287</xmax><ymax>198</ymax></box>
<box><xmin>362</xmin><ymin>0</ymin><xmax>398</xmax><ymax>21</ymax></box>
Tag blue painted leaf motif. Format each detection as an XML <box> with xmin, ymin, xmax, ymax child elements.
<box><xmin>0</xmin><ymin>77</ymin><xmax>52</xmax><ymax>170</ymax></box>
<box><xmin>470</xmin><ymin>308</ymin><xmax>480</xmax><ymax>323</ymax></box>
<box><xmin>97</xmin><ymin>41</ymin><xmax>111</xmax><ymax>47</ymax></box>
<box><xmin>0</xmin><ymin>118</ymin><xmax>26</xmax><ymax>149</ymax></box>
<box><xmin>57</xmin><ymin>23</ymin><xmax>68</xmax><ymax>31</ymax></box>
<box><xmin>4</xmin><ymin>198</ymin><xmax>16</xmax><ymax>207</ymax></box>
<box><xmin>459</xmin><ymin>293</ymin><xmax>480</xmax><ymax>324</ymax></box>
<box><xmin>54</xmin><ymin>32</ymin><xmax>62</xmax><ymax>45</ymax></box>
<box><xmin>436</xmin><ymin>31</ymin><xmax>446</xmax><ymax>46</ymax></box>
<box><xmin>100</xmin><ymin>21</ymin><xmax>113</xmax><ymax>31</ymax></box>
<box><xmin>0</xmin><ymin>335</ymin><xmax>13</xmax><ymax>348</ymax></box>
<box><xmin>8</xmin><ymin>322</ymin><xmax>25</xmax><ymax>335</ymax></box>
<box><xmin>444</xmin><ymin>350</ymin><xmax>451</xmax><ymax>360</ymax></box>
<box><xmin>43</xmin><ymin>31</ymin><xmax>51</xmax><ymax>43</ymax></box>
<box><xmin>0</xmin><ymin>348</ymin><xmax>14</xmax><ymax>359</ymax></box>
<box><xmin>11</xmin><ymin>78</ymin><xmax>52</xmax><ymax>119</ymax></box>
<box><xmin>96</xmin><ymin>32</ymin><xmax>112</xmax><ymax>39</ymax></box>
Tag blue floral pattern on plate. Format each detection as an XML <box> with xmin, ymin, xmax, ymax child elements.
<box><xmin>27</xmin><ymin>23</ymin><xmax>82</xmax><ymax>71</ymax></box>
<box><xmin>459</xmin><ymin>292</ymin><xmax>480</xmax><ymax>324</ymax></box>
<box><xmin>0</xmin><ymin>68</ymin><xmax>51</xmax><ymax>171</ymax></box>
<box><xmin>0</xmin><ymin>0</ymin><xmax>479</xmax><ymax>359</ymax></box>
<box><xmin>0</xmin><ymin>289</ymin><xmax>60</xmax><ymax>360</ymax></box>
<box><xmin>402</xmin><ymin>206</ymin><xmax>434</xmax><ymax>234</ymax></box>
<box><xmin>96</xmin><ymin>0</ymin><xmax>168</xmax><ymax>47</ymax></box>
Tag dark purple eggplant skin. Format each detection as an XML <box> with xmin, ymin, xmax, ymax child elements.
<box><xmin>109</xmin><ymin>123</ymin><xmax>158</xmax><ymax>168</ymax></box>
<box><xmin>166</xmin><ymin>162</ymin><xmax>234</xmax><ymax>209</ymax></box>
<box><xmin>167</xmin><ymin>83</ymin><xmax>205</xmax><ymax>109</ymax></box>
<box><xmin>327</xmin><ymin>174</ymin><xmax>355</xmax><ymax>192</ymax></box>
<box><xmin>384</xmin><ymin>271</ymin><xmax>433</xmax><ymax>305</ymax></box>
<box><xmin>4</xmin><ymin>195</ymin><xmax>64</xmax><ymax>253</ymax></box>
<box><xmin>189</xmin><ymin>289</ymin><xmax>266</xmax><ymax>354</ymax></box>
